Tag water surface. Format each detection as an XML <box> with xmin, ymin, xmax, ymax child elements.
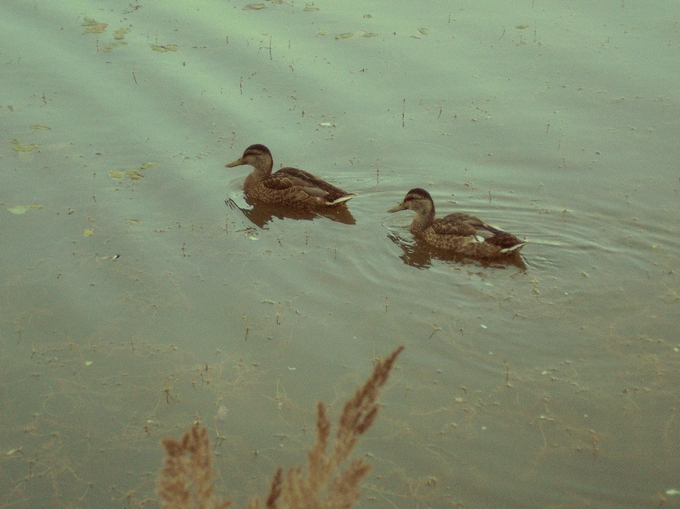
<box><xmin>1</xmin><ymin>1</ymin><xmax>679</xmax><ymax>508</ymax></box>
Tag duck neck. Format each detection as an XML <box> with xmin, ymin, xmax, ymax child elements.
<box><xmin>249</xmin><ymin>153</ymin><xmax>274</xmax><ymax>181</ymax></box>
<box><xmin>411</xmin><ymin>208</ymin><xmax>435</xmax><ymax>235</ymax></box>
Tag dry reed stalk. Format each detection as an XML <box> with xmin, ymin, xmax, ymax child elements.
<box><xmin>159</xmin><ymin>423</ymin><xmax>232</xmax><ymax>509</ymax></box>
<box><xmin>159</xmin><ymin>345</ymin><xmax>405</xmax><ymax>509</ymax></box>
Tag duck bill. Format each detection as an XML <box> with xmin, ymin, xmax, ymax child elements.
<box><xmin>225</xmin><ymin>157</ymin><xmax>245</xmax><ymax>168</ymax></box>
<box><xmin>387</xmin><ymin>202</ymin><xmax>407</xmax><ymax>213</ymax></box>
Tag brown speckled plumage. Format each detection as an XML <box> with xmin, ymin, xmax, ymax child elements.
<box><xmin>388</xmin><ymin>188</ymin><xmax>524</xmax><ymax>259</ymax></box>
<box><xmin>226</xmin><ymin>144</ymin><xmax>356</xmax><ymax>208</ymax></box>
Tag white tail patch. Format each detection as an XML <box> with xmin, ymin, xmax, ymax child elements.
<box><xmin>500</xmin><ymin>242</ymin><xmax>525</xmax><ymax>254</ymax></box>
<box><xmin>329</xmin><ymin>193</ymin><xmax>357</xmax><ymax>205</ymax></box>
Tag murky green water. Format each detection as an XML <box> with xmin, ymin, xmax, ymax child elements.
<box><xmin>2</xmin><ymin>1</ymin><xmax>679</xmax><ymax>508</ymax></box>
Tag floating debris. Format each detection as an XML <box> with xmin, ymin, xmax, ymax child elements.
<box><xmin>30</xmin><ymin>125</ymin><xmax>51</xmax><ymax>130</ymax></box>
<box><xmin>124</xmin><ymin>169</ymin><xmax>143</xmax><ymax>180</ymax></box>
<box><xmin>82</xmin><ymin>18</ymin><xmax>108</xmax><ymax>35</ymax></box>
<box><xmin>303</xmin><ymin>5</ymin><xmax>319</xmax><ymax>11</ymax></box>
<box><xmin>83</xmin><ymin>229</ymin><xmax>94</xmax><ymax>237</ymax></box>
<box><xmin>7</xmin><ymin>204</ymin><xmax>42</xmax><ymax>215</ymax></box>
<box><xmin>100</xmin><ymin>41</ymin><xmax>128</xmax><ymax>52</ymax></box>
<box><xmin>114</xmin><ymin>28</ymin><xmax>130</xmax><ymax>40</ymax></box>
<box><xmin>109</xmin><ymin>162</ymin><xmax>160</xmax><ymax>180</ymax></box>
<box><xmin>243</xmin><ymin>3</ymin><xmax>265</xmax><ymax>10</ymax></box>
<box><xmin>417</xmin><ymin>28</ymin><xmax>429</xmax><ymax>35</ymax></box>
<box><xmin>151</xmin><ymin>44</ymin><xmax>178</xmax><ymax>52</ymax></box>
<box><xmin>335</xmin><ymin>31</ymin><xmax>377</xmax><ymax>40</ymax></box>
<box><xmin>10</xmin><ymin>138</ymin><xmax>39</xmax><ymax>153</ymax></box>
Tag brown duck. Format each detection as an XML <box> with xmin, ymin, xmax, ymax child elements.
<box><xmin>225</xmin><ymin>144</ymin><xmax>356</xmax><ymax>208</ymax></box>
<box><xmin>388</xmin><ymin>188</ymin><xmax>525</xmax><ymax>259</ymax></box>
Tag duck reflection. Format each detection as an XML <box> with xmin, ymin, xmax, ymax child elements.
<box><xmin>225</xmin><ymin>195</ymin><xmax>355</xmax><ymax>228</ymax></box>
<box><xmin>388</xmin><ymin>232</ymin><xmax>526</xmax><ymax>270</ymax></box>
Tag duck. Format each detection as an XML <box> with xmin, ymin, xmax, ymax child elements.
<box><xmin>388</xmin><ymin>188</ymin><xmax>525</xmax><ymax>259</ymax></box>
<box><xmin>225</xmin><ymin>144</ymin><xmax>356</xmax><ymax>208</ymax></box>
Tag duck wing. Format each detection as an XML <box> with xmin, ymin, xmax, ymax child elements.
<box><xmin>266</xmin><ymin>167</ymin><xmax>353</xmax><ymax>201</ymax></box>
<box><xmin>431</xmin><ymin>212</ymin><xmax>503</xmax><ymax>237</ymax></box>
<box><xmin>438</xmin><ymin>213</ymin><xmax>523</xmax><ymax>251</ymax></box>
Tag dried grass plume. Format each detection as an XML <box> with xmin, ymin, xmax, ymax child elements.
<box><xmin>158</xmin><ymin>345</ymin><xmax>405</xmax><ymax>509</ymax></box>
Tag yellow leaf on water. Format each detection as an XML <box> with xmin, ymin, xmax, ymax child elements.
<box><xmin>114</xmin><ymin>28</ymin><xmax>130</xmax><ymax>40</ymax></box>
<box><xmin>335</xmin><ymin>33</ymin><xmax>355</xmax><ymax>40</ymax></box>
<box><xmin>243</xmin><ymin>3</ymin><xmax>266</xmax><ymax>9</ymax></box>
<box><xmin>417</xmin><ymin>28</ymin><xmax>429</xmax><ymax>35</ymax></box>
<box><xmin>111</xmin><ymin>167</ymin><xmax>150</xmax><ymax>180</ymax></box>
<box><xmin>82</xmin><ymin>18</ymin><xmax>108</xmax><ymax>34</ymax></box>
<box><xmin>124</xmin><ymin>169</ymin><xmax>143</xmax><ymax>180</ymax></box>
<box><xmin>125</xmin><ymin>219</ymin><xmax>141</xmax><ymax>225</ymax></box>
<box><xmin>151</xmin><ymin>44</ymin><xmax>178</xmax><ymax>52</ymax></box>
<box><xmin>83</xmin><ymin>229</ymin><xmax>94</xmax><ymax>237</ymax></box>
<box><xmin>100</xmin><ymin>41</ymin><xmax>128</xmax><ymax>52</ymax></box>
<box><xmin>7</xmin><ymin>204</ymin><xmax>42</xmax><ymax>215</ymax></box>
<box><xmin>10</xmin><ymin>139</ymin><xmax>39</xmax><ymax>152</ymax></box>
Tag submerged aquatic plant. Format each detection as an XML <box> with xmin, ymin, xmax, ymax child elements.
<box><xmin>158</xmin><ymin>345</ymin><xmax>405</xmax><ymax>509</ymax></box>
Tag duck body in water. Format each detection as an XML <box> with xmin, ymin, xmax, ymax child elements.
<box><xmin>226</xmin><ymin>144</ymin><xmax>356</xmax><ymax>208</ymax></box>
<box><xmin>388</xmin><ymin>188</ymin><xmax>525</xmax><ymax>259</ymax></box>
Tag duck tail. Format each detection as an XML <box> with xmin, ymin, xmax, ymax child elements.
<box><xmin>328</xmin><ymin>193</ymin><xmax>357</xmax><ymax>206</ymax></box>
<box><xmin>500</xmin><ymin>242</ymin><xmax>525</xmax><ymax>254</ymax></box>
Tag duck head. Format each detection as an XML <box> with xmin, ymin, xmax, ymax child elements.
<box><xmin>388</xmin><ymin>188</ymin><xmax>435</xmax><ymax>217</ymax></box>
<box><xmin>226</xmin><ymin>144</ymin><xmax>274</xmax><ymax>175</ymax></box>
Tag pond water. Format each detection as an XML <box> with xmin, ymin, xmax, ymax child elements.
<box><xmin>2</xmin><ymin>1</ymin><xmax>679</xmax><ymax>508</ymax></box>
